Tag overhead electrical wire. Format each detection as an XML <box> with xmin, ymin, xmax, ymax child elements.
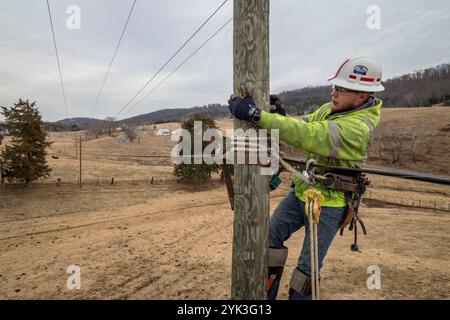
<box><xmin>90</xmin><ymin>0</ymin><xmax>137</xmax><ymax>116</ymax></box>
<box><xmin>121</xmin><ymin>17</ymin><xmax>233</xmax><ymax>118</ymax></box>
<box><xmin>114</xmin><ymin>0</ymin><xmax>229</xmax><ymax>118</ymax></box>
<box><xmin>46</xmin><ymin>0</ymin><xmax>70</xmax><ymax>118</ymax></box>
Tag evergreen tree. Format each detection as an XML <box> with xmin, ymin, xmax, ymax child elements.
<box><xmin>173</xmin><ymin>113</ymin><xmax>221</xmax><ymax>184</ymax></box>
<box><xmin>1</xmin><ymin>99</ymin><xmax>52</xmax><ymax>184</ymax></box>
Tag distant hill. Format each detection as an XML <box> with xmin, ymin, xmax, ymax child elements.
<box><xmin>52</xmin><ymin>105</ymin><xmax>230</xmax><ymax>130</ymax></box>
<box><xmin>44</xmin><ymin>117</ymin><xmax>110</xmax><ymax>131</ymax></box>
<box><xmin>56</xmin><ymin>117</ymin><xmax>104</xmax><ymax>127</ymax></box>
<box><xmin>51</xmin><ymin>63</ymin><xmax>450</xmax><ymax>130</ymax></box>
<box><xmin>118</xmin><ymin>103</ymin><xmax>229</xmax><ymax>126</ymax></box>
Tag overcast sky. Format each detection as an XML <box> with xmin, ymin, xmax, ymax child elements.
<box><xmin>1</xmin><ymin>0</ymin><xmax>449</xmax><ymax>121</ymax></box>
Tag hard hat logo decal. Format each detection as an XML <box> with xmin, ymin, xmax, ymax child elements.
<box><xmin>353</xmin><ymin>65</ymin><xmax>368</xmax><ymax>75</ymax></box>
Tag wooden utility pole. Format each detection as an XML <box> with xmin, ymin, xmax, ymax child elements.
<box><xmin>74</xmin><ymin>136</ymin><xmax>78</xmax><ymax>159</ymax></box>
<box><xmin>0</xmin><ymin>136</ymin><xmax>4</xmax><ymax>189</ymax></box>
<box><xmin>79</xmin><ymin>136</ymin><xmax>82</xmax><ymax>188</ymax></box>
<box><xmin>231</xmin><ymin>0</ymin><xmax>270</xmax><ymax>300</ymax></box>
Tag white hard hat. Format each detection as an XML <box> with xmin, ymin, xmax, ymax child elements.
<box><xmin>328</xmin><ymin>56</ymin><xmax>385</xmax><ymax>92</ymax></box>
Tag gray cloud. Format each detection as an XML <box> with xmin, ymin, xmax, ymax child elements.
<box><xmin>1</xmin><ymin>0</ymin><xmax>449</xmax><ymax>121</ymax></box>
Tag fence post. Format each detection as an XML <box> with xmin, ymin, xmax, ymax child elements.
<box><xmin>1</xmin><ymin>159</ymin><xmax>4</xmax><ymax>189</ymax></box>
<box><xmin>111</xmin><ymin>177</ymin><xmax>114</xmax><ymax>185</ymax></box>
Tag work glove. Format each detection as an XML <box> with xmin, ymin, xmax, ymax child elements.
<box><xmin>269</xmin><ymin>94</ymin><xmax>287</xmax><ymax>116</ymax></box>
<box><xmin>228</xmin><ymin>95</ymin><xmax>262</xmax><ymax>122</ymax></box>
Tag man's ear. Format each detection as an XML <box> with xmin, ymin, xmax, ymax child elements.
<box><xmin>357</xmin><ymin>92</ymin><xmax>370</xmax><ymax>103</ymax></box>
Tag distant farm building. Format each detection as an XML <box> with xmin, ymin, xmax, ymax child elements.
<box><xmin>156</xmin><ymin>128</ymin><xmax>171</xmax><ymax>136</ymax></box>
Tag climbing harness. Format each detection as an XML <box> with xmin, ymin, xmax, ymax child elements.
<box><xmin>282</xmin><ymin>158</ymin><xmax>371</xmax><ymax>252</ymax></box>
<box><xmin>223</xmin><ymin>152</ymin><xmax>372</xmax><ymax>253</ymax></box>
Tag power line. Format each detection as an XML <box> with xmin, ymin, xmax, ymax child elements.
<box><xmin>46</xmin><ymin>0</ymin><xmax>70</xmax><ymax>118</ymax></box>
<box><xmin>90</xmin><ymin>0</ymin><xmax>137</xmax><ymax>116</ymax></box>
<box><xmin>121</xmin><ymin>17</ymin><xmax>233</xmax><ymax>118</ymax></box>
<box><xmin>115</xmin><ymin>0</ymin><xmax>229</xmax><ymax>118</ymax></box>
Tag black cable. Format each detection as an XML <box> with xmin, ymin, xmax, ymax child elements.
<box><xmin>46</xmin><ymin>0</ymin><xmax>69</xmax><ymax>117</ymax></box>
<box><xmin>114</xmin><ymin>0</ymin><xmax>229</xmax><ymax>118</ymax></box>
<box><xmin>90</xmin><ymin>0</ymin><xmax>137</xmax><ymax>116</ymax></box>
<box><xmin>282</xmin><ymin>156</ymin><xmax>450</xmax><ymax>186</ymax></box>
<box><xmin>122</xmin><ymin>17</ymin><xmax>233</xmax><ymax>118</ymax></box>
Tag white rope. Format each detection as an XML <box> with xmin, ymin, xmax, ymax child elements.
<box><xmin>308</xmin><ymin>199</ymin><xmax>320</xmax><ymax>300</ymax></box>
<box><xmin>278</xmin><ymin>156</ymin><xmax>310</xmax><ymax>184</ymax></box>
<box><xmin>308</xmin><ymin>200</ymin><xmax>316</xmax><ymax>299</ymax></box>
<box><xmin>313</xmin><ymin>212</ymin><xmax>320</xmax><ymax>300</ymax></box>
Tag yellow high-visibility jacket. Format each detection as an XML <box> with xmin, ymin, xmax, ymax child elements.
<box><xmin>258</xmin><ymin>98</ymin><xmax>383</xmax><ymax>207</ymax></box>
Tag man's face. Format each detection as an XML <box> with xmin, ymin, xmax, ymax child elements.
<box><xmin>331</xmin><ymin>86</ymin><xmax>368</xmax><ymax>111</ymax></box>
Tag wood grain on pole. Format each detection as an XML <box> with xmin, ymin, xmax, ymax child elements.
<box><xmin>231</xmin><ymin>0</ymin><xmax>270</xmax><ymax>300</ymax></box>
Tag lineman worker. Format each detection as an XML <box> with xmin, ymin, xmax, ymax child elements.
<box><xmin>228</xmin><ymin>56</ymin><xmax>385</xmax><ymax>300</ymax></box>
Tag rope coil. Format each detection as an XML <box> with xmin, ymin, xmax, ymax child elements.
<box><xmin>304</xmin><ymin>188</ymin><xmax>324</xmax><ymax>300</ymax></box>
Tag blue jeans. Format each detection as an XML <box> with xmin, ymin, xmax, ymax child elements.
<box><xmin>269</xmin><ymin>188</ymin><xmax>347</xmax><ymax>279</ymax></box>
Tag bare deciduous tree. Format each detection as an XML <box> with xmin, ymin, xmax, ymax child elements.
<box><xmin>373</xmin><ymin>126</ymin><xmax>384</xmax><ymax>159</ymax></box>
<box><xmin>87</xmin><ymin>121</ymin><xmax>105</xmax><ymax>139</ymax></box>
<box><xmin>403</xmin><ymin>126</ymin><xmax>424</xmax><ymax>162</ymax></box>
<box><xmin>122</xmin><ymin>124</ymin><xmax>137</xmax><ymax>143</ymax></box>
<box><xmin>388</xmin><ymin>130</ymin><xmax>409</xmax><ymax>163</ymax></box>
<box><xmin>104</xmin><ymin>117</ymin><xmax>116</xmax><ymax>137</ymax></box>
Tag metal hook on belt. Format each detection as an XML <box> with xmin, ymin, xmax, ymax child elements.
<box><xmin>304</xmin><ymin>159</ymin><xmax>317</xmax><ymax>184</ymax></box>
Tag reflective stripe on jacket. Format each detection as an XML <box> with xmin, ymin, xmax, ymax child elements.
<box><xmin>258</xmin><ymin>97</ymin><xmax>383</xmax><ymax>207</ymax></box>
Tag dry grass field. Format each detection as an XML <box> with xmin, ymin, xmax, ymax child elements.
<box><xmin>0</xmin><ymin>107</ymin><xmax>449</xmax><ymax>299</ymax></box>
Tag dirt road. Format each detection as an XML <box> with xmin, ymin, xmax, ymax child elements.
<box><xmin>1</xmin><ymin>177</ymin><xmax>449</xmax><ymax>299</ymax></box>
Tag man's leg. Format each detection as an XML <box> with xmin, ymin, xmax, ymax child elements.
<box><xmin>289</xmin><ymin>205</ymin><xmax>347</xmax><ymax>300</ymax></box>
<box><xmin>267</xmin><ymin>188</ymin><xmax>305</xmax><ymax>300</ymax></box>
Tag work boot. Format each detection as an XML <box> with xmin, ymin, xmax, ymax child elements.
<box><xmin>288</xmin><ymin>287</ymin><xmax>310</xmax><ymax>300</ymax></box>
<box><xmin>267</xmin><ymin>247</ymin><xmax>288</xmax><ymax>300</ymax></box>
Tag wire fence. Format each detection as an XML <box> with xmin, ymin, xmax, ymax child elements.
<box><xmin>0</xmin><ymin>176</ymin><xmax>177</xmax><ymax>192</ymax></box>
<box><xmin>364</xmin><ymin>190</ymin><xmax>450</xmax><ymax>212</ymax></box>
<box><xmin>56</xmin><ymin>175</ymin><xmax>176</xmax><ymax>187</ymax></box>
